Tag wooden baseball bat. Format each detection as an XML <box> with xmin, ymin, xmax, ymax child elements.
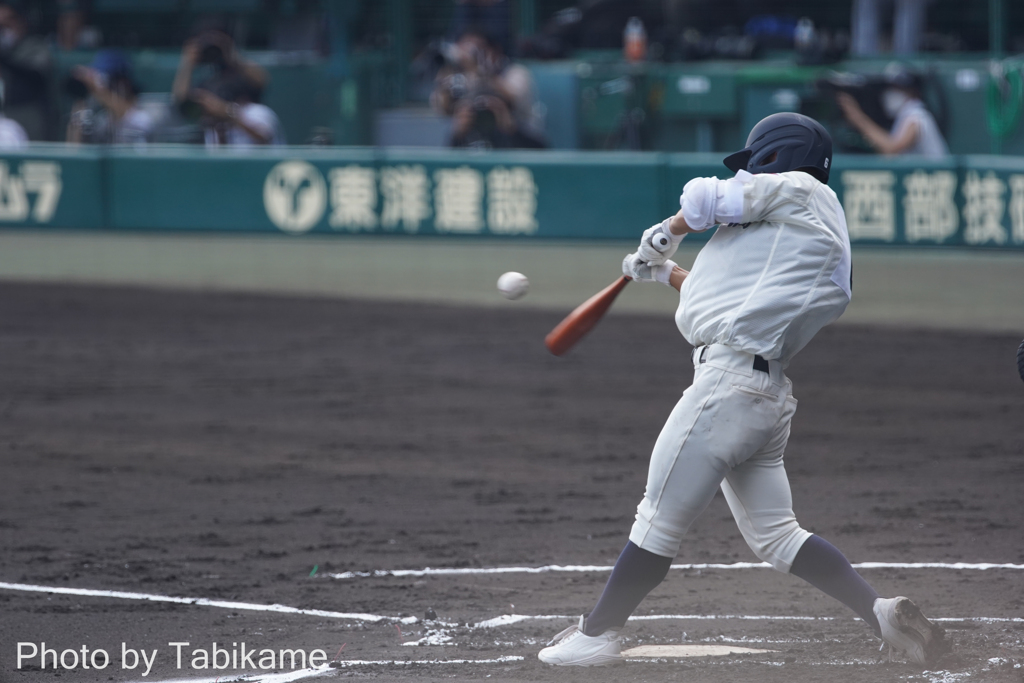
<box><xmin>544</xmin><ymin>276</ymin><xmax>630</xmax><ymax>356</ymax></box>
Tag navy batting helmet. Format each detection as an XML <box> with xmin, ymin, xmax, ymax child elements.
<box><xmin>723</xmin><ymin>112</ymin><xmax>833</xmax><ymax>184</ymax></box>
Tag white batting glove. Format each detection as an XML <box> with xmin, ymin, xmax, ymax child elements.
<box><xmin>636</xmin><ymin>218</ymin><xmax>684</xmax><ymax>266</ymax></box>
<box><xmin>622</xmin><ymin>253</ymin><xmax>677</xmax><ymax>285</ymax></box>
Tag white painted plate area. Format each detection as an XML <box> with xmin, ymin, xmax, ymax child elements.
<box><xmin>623</xmin><ymin>644</ymin><xmax>775</xmax><ymax>658</ymax></box>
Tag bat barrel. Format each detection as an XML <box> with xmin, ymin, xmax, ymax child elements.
<box><xmin>545</xmin><ymin>276</ymin><xmax>630</xmax><ymax>356</ymax></box>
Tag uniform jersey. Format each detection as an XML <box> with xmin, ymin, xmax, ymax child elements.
<box><xmin>676</xmin><ymin>170</ymin><xmax>852</xmax><ymax>367</ymax></box>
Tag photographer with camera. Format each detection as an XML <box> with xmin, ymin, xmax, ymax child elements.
<box><xmin>189</xmin><ymin>72</ymin><xmax>283</xmax><ymax>147</ymax></box>
<box><xmin>0</xmin><ymin>2</ymin><xmax>51</xmax><ymax>141</ymax></box>
<box><xmin>836</xmin><ymin>70</ymin><xmax>947</xmax><ymax>158</ymax></box>
<box><xmin>66</xmin><ymin>50</ymin><xmax>153</xmax><ymax>145</ymax></box>
<box><xmin>431</xmin><ymin>28</ymin><xmax>544</xmax><ymax>149</ymax></box>
<box><xmin>172</xmin><ymin>23</ymin><xmax>272</xmax><ymax>144</ymax></box>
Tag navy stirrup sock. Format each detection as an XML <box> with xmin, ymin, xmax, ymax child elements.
<box><xmin>583</xmin><ymin>541</ymin><xmax>673</xmax><ymax>637</ymax></box>
<box><xmin>789</xmin><ymin>534</ymin><xmax>881</xmax><ymax>635</ymax></box>
<box><xmin>584</xmin><ymin>536</ymin><xmax>880</xmax><ymax>637</ymax></box>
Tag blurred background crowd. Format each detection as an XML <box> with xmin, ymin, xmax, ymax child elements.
<box><xmin>0</xmin><ymin>0</ymin><xmax>1021</xmax><ymax>155</ymax></box>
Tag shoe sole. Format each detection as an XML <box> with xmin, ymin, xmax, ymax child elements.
<box><xmin>539</xmin><ymin>653</ymin><xmax>623</xmax><ymax>667</ymax></box>
<box><xmin>894</xmin><ymin>597</ymin><xmax>949</xmax><ymax>665</ymax></box>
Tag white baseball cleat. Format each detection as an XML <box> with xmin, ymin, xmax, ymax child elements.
<box><xmin>873</xmin><ymin>596</ymin><xmax>949</xmax><ymax>665</ymax></box>
<box><xmin>537</xmin><ymin>615</ymin><xmax>623</xmax><ymax>666</ymax></box>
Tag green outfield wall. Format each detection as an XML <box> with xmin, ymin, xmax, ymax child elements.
<box><xmin>2</xmin><ymin>146</ymin><xmax>1024</xmax><ymax>249</ymax></box>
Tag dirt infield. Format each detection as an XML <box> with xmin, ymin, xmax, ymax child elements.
<box><xmin>1</xmin><ymin>282</ymin><xmax>1023</xmax><ymax>683</ymax></box>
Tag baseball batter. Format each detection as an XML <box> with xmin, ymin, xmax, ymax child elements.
<box><xmin>538</xmin><ymin>113</ymin><xmax>948</xmax><ymax>667</ymax></box>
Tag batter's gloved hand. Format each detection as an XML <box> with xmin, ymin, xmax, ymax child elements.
<box><xmin>636</xmin><ymin>218</ymin><xmax>684</xmax><ymax>266</ymax></box>
<box><xmin>623</xmin><ymin>253</ymin><xmax>677</xmax><ymax>285</ymax></box>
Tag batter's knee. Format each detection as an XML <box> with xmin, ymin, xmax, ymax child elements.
<box><xmin>629</xmin><ymin>510</ymin><xmax>684</xmax><ymax>558</ymax></box>
<box><xmin>738</xmin><ymin>519</ymin><xmax>812</xmax><ymax>573</ymax></box>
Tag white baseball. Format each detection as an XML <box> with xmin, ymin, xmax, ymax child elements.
<box><xmin>497</xmin><ymin>271</ymin><xmax>529</xmax><ymax>300</ymax></box>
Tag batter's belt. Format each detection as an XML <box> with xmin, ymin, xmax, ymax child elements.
<box><xmin>692</xmin><ymin>344</ymin><xmax>786</xmax><ymax>387</ymax></box>
<box><xmin>693</xmin><ymin>344</ymin><xmax>771</xmax><ymax>374</ymax></box>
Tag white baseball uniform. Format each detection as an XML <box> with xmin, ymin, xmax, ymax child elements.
<box><xmin>629</xmin><ymin>170</ymin><xmax>852</xmax><ymax>572</ymax></box>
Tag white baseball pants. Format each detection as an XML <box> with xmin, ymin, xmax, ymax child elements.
<box><xmin>629</xmin><ymin>344</ymin><xmax>811</xmax><ymax>572</ymax></box>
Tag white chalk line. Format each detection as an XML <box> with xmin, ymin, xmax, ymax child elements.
<box><xmin>124</xmin><ymin>666</ymin><xmax>335</xmax><ymax>683</ymax></box>
<box><xmin>124</xmin><ymin>658</ymin><xmax>526</xmax><ymax>683</ymax></box>
<box><xmin>4</xmin><ymin>580</ymin><xmax>1020</xmax><ymax>681</ymax></box>
<box><xmin>0</xmin><ymin>582</ymin><xmax>419</xmax><ymax>625</ymax></box>
<box><xmin>473</xmin><ymin>614</ymin><xmax>836</xmax><ymax>628</ymax></box>
<box><xmin>329</xmin><ymin>560</ymin><xmax>1024</xmax><ymax>580</ymax></box>
<box><xmin>3</xmin><ymin>580</ymin><xmax>1021</xmax><ymax>632</ymax></box>
<box><xmin>473</xmin><ymin>613</ymin><xmax>1024</xmax><ymax>628</ymax></box>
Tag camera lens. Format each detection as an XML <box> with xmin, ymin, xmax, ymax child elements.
<box><xmin>178</xmin><ymin>97</ymin><xmax>204</xmax><ymax>121</ymax></box>
<box><xmin>199</xmin><ymin>44</ymin><xmax>226</xmax><ymax>68</ymax></box>
<box><xmin>63</xmin><ymin>75</ymin><xmax>89</xmax><ymax>99</ymax></box>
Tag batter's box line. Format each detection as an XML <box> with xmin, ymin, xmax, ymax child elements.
<box><xmin>329</xmin><ymin>560</ymin><xmax>1024</xmax><ymax>580</ymax></box>
<box><xmin>473</xmin><ymin>614</ymin><xmax>1024</xmax><ymax>628</ymax></box>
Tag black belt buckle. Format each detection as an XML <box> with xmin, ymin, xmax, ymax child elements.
<box><xmin>753</xmin><ymin>355</ymin><xmax>769</xmax><ymax>374</ymax></box>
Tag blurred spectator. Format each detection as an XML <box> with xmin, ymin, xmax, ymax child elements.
<box><xmin>432</xmin><ymin>29</ymin><xmax>545</xmax><ymax>149</ymax></box>
<box><xmin>0</xmin><ymin>2</ymin><xmax>51</xmax><ymax>140</ymax></box>
<box><xmin>450</xmin><ymin>0</ymin><xmax>511</xmax><ymax>56</ymax></box>
<box><xmin>836</xmin><ymin>71</ymin><xmax>948</xmax><ymax>158</ymax></box>
<box><xmin>852</xmin><ymin>0</ymin><xmax>929</xmax><ymax>56</ymax></box>
<box><xmin>172</xmin><ymin>22</ymin><xmax>269</xmax><ymax>116</ymax></box>
<box><xmin>56</xmin><ymin>0</ymin><xmax>101</xmax><ymax>51</ymax></box>
<box><xmin>0</xmin><ymin>106</ymin><xmax>27</xmax><ymax>148</ymax></box>
<box><xmin>66</xmin><ymin>50</ymin><xmax>153</xmax><ymax>145</ymax></box>
<box><xmin>172</xmin><ymin>23</ymin><xmax>280</xmax><ymax>146</ymax></box>
<box><xmin>192</xmin><ymin>73</ymin><xmax>284</xmax><ymax>146</ymax></box>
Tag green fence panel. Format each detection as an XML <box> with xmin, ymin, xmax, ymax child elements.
<box><xmin>0</xmin><ymin>147</ymin><xmax>105</xmax><ymax>230</ymax></box>
<box><xmin>655</xmin><ymin>68</ymin><xmax>737</xmax><ymax>119</ymax></box>
<box><xmin>958</xmin><ymin>155</ymin><xmax>1024</xmax><ymax>247</ymax></box>
<box><xmin>107</xmin><ymin>148</ymin><xmax>664</xmax><ymax>239</ymax></box>
<box><xmin>525</xmin><ymin>62</ymin><xmax>580</xmax><ymax>150</ymax></box>
<box><xmin>5</xmin><ymin>145</ymin><xmax>1024</xmax><ymax>249</ymax></box>
<box><xmin>369</xmin><ymin>149</ymin><xmax>664</xmax><ymax>239</ymax></box>
<box><xmin>831</xmin><ymin>154</ymin><xmax>963</xmax><ymax>247</ymax></box>
<box><xmin>829</xmin><ymin>153</ymin><xmax>1024</xmax><ymax>249</ymax></box>
<box><xmin>107</xmin><ymin>147</ymin><xmax>377</xmax><ymax>232</ymax></box>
